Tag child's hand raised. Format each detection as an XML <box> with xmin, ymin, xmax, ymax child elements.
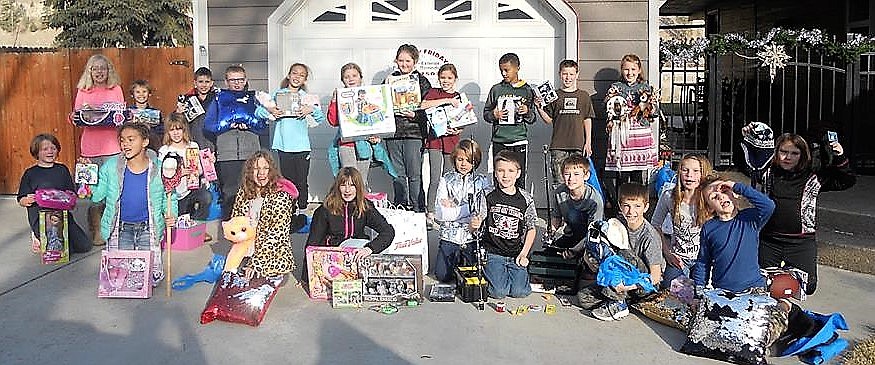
<box><xmin>709</xmin><ymin>180</ymin><xmax>736</xmax><ymax>194</ymax></box>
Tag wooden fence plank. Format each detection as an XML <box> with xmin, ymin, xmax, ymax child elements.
<box><xmin>0</xmin><ymin>47</ymin><xmax>194</xmax><ymax>194</ymax></box>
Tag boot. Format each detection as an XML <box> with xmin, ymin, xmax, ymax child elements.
<box><xmin>88</xmin><ymin>205</ymin><xmax>106</xmax><ymax>246</ymax></box>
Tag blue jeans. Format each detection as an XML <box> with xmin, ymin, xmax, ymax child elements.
<box><xmin>434</xmin><ymin>240</ymin><xmax>476</xmax><ymax>283</ymax></box>
<box><xmin>118</xmin><ymin>222</ymin><xmax>151</xmax><ymax>251</ymax></box>
<box><xmin>483</xmin><ymin>253</ymin><xmax>531</xmax><ymax>299</ymax></box>
<box><xmin>661</xmin><ymin>258</ymin><xmax>693</xmax><ymax>290</ymax></box>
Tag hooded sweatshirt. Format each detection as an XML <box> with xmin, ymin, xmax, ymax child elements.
<box><xmin>306</xmin><ymin>200</ymin><xmax>395</xmax><ymax>253</ymax></box>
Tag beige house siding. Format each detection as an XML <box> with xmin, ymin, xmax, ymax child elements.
<box><xmin>207</xmin><ymin>0</ymin><xmax>283</xmax><ymax>90</ymax></box>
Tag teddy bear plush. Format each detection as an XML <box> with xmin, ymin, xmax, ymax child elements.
<box><xmin>222</xmin><ymin>216</ymin><xmax>256</xmax><ymax>273</ymax></box>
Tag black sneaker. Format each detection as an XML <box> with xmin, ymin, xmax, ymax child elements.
<box><xmin>591</xmin><ymin>300</ymin><xmax>629</xmax><ymax>321</ymax></box>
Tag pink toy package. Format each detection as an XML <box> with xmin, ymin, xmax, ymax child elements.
<box><xmin>199</xmin><ymin>148</ymin><xmax>218</xmax><ymax>182</ymax></box>
<box><xmin>305</xmin><ymin>246</ymin><xmax>359</xmax><ymax>300</ymax></box>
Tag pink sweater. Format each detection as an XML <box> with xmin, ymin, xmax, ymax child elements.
<box><xmin>73</xmin><ymin>85</ymin><xmax>124</xmax><ymax>157</ymax></box>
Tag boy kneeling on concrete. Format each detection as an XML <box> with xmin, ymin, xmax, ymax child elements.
<box><xmin>568</xmin><ymin>183</ymin><xmax>664</xmax><ymax>321</ymax></box>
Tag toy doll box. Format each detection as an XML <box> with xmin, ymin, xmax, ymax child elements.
<box><xmin>332</xmin><ymin>279</ymin><xmax>364</xmax><ymax>308</ymax></box>
<box><xmin>39</xmin><ymin>210</ymin><xmax>69</xmax><ymax>265</ymax></box>
<box><xmin>455</xmin><ymin>266</ymin><xmax>488</xmax><ymax>303</ymax></box>
<box><xmin>98</xmin><ymin>249</ymin><xmax>153</xmax><ymax>299</ymax></box>
<box><xmin>306</xmin><ymin>246</ymin><xmax>359</xmax><ymax>300</ymax></box>
<box><xmin>359</xmin><ymin>254</ymin><xmax>422</xmax><ymax>302</ymax></box>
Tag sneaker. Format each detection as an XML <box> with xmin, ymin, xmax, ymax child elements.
<box><xmin>591</xmin><ymin>300</ymin><xmax>629</xmax><ymax>321</ymax></box>
<box><xmin>31</xmin><ymin>233</ymin><xmax>40</xmax><ymax>254</ymax></box>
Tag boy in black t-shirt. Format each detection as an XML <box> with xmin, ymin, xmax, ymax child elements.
<box><xmin>470</xmin><ymin>150</ymin><xmax>537</xmax><ymax>298</ymax></box>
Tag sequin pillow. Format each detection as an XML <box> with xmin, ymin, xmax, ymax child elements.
<box><xmin>680</xmin><ymin>288</ymin><xmax>785</xmax><ymax>365</ymax></box>
<box><xmin>200</xmin><ymin>271</ymin><xmax>284</xmax><ymax>327</ymax></box>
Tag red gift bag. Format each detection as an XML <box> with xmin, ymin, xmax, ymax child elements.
<box><xmin>200</xmin><ymin>271</ymin><xmax>283</xmax><ymax>327</ymax></box>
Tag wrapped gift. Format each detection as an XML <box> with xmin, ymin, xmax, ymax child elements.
<box><xmin>39</xmin><ymin>210</ymin><xmax>69</xmax><ymax>264</ymax></box>
<box><xmin>98</xmin><ymin>249</ymin><xmax>153</xmax><ymax>298</ymax></box>
<box><xmin>200</xmin><ymin>271</ymin><xmax>283</xmax><ymax>326</ymax></box>
<box><xmin>306</xmin><ymin>246</ymin><xmax>359</xmax><ymax>300</ymax></box>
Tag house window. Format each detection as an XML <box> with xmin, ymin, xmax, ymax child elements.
<box><xmin>313</xmin><ymin>5</ymin><xmax>347</xmax><ymax>22</ymax></box>
<box><xmin>435</xmin><ymin>1</ymin><xmax>472</xmax><ymax>21</ymax></box>
<box><xmin>372</xmin><ymin>1</ymin><xmax>408</xmax><ymax>21</ymax></box>
<box><xmin>498</xmin><ymin>2</ymin><xmax>533</xmax><ymax>20</ymax></box>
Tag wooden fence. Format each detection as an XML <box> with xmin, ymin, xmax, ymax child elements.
<box><xmin>0</xmin><ymin>47</ymin><xmax>194</xmax><ymax>194</ymax></box>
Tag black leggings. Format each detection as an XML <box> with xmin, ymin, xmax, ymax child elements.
<box><xmin>759</xmin><ymin>235</ymin><xmax>818</xmax><ymax>295</ymax></box>
<box><xmin>278</xmin><ymin>151</ymin><xmax>310</xmax><ymax>210</ymax></box>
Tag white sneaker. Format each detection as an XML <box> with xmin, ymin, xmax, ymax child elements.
<box><xmin>591</xmin><ymin>300</ymin><xmax>629</xmax><ymax>321</ymax></box>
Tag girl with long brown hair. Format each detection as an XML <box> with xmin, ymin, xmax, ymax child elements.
<box><xmin>650</xmin><ymin>154</ymin><xmax>713</xmax><ymax>288</ymax></box>
<box><xmin>306</xmin><ymin>167</ymin><xmax>395</xmax><ymax>261</ymax></box>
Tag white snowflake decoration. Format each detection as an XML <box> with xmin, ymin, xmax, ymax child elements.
<box><xmin>757</xmin><ymin>44</ymin><xmax>792</xmax><ymax>83</ymax></box>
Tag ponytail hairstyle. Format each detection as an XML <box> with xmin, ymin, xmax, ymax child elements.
<box><xmin>279</xmin><ymin>63</ymin><xmax>310</xmax><ymax>90</ymax></box>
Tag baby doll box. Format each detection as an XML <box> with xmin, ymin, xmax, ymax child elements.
<box><xmin>306</xmin><ymin>246</ymin><xmax>359</xmax><ymax>300</ymax></box>
<box><xmin>455</xmin><ymin>266</ymin><xmax>488</xmax><ymax>303</ymax></box>
<box><xmin>359</xmin><ymin>254</ymin><xmax>422</xmax><ymax>302</ymax></box>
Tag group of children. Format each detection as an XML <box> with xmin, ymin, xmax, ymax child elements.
<box><xmin>18</xmin><ymin>46</ymin><xmax>855</xmax><ymax>326</ymax></box>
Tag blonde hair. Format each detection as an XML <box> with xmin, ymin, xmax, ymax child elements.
<box><xmin>240</xmin><ymin>151</ymin><xmax>280</xmax><ymax>200</ymax></box>
<box><xmin>699</xmin><ymin>174</ymin><xmax>736</xmax><ymax>222</ymax></box>
<box><xmin>671</xmin><ymin>154</ymin><xmax>714</xmax><ymax>226</ymax></box>
<box><xmin>77</xmin><ymin>54</ymin><xmax>121</xmax><ymax>90</ymax></box>
<box><xmin>162</xmin><ymin>113</ymin><xmax>191</xmax><ymax>146</ymax></box>
<box><xmin>324</xmin><ymin>167</ymin><xmax>367</xmax><ymax>218</ymax></box>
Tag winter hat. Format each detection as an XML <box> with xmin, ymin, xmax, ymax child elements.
<box><xmin>741</xmin><ymin>122</ymin><xmax>776</xmax><ymax>171</ymax></box>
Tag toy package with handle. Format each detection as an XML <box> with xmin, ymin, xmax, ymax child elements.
<box><xmin>39</xmin><ymin>210</ymin><xmax>69</xmax><ymax>264</ymax></box>
<box><xmin>200</xmin><ymin>271</ymin><xmax>284</xmax><ymax>327</ymax></box>
<box><xmin>71</xmin><ymin>102</ymin><xmax>131</xmax><ymax>127</ymax></box>
<box><xmin>34</xmin><ymin>188</ymin><xmax>77</xmax><ymax>211</ymax></box>
<box><xmin>98</xmin><ymin>249</ymin><xmax>153</xmax><ymax>298</ymax></box>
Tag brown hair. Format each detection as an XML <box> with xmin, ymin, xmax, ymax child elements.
<box><xmin>494</xmin><ymin>149</ymin><xmax>521</xmax><ymax>169</ymax></box>
<box><xmin>671</xmin><ymin>154</ymin><xmax>714</xmax><ymax>226</ymax></box>
<box><xmin>560</xmin><ymin>153</ymin><xmax>590</xmax><ymax>173</ymax></box>
<box><xmin>340</xmin><ymin>62</ymin><xmax>363</xmax><ymax>83</ymax></box>
<box><xmin>224</xmin><ymin>64</ymin><xmax>246</xmax><ymax>78</ymax></box>
<box><xmin>396</xmin><ymin>44</ymin><xmax>420</xmax><ymax>63</ymax></box>
<box><xmin>451</xmin><ymin>139</ymin><xmax>482</xmax><ymax>170</ymax></box>
<box><xmin>240</xmin><ymin>151</ymin><xmax>280</xmax><ymax>200</ymax></box>
<box><xmin>30</xmin><ymin>133</ymin><xmax>61</xmax><ymax>159</ymax></box>
<box><xmin>129</xmin><ymin>79</ymin><xmax>153</xmax><ymax>96</ymax></box>
<box><xmin>620</xmin><ymin>54</ymin><xmax>646</xmax><ymax>83</ymax></box>
<box><xmin>118</xmin><ymin>122</ymin><xmax>151</xmax><ymax>140</ymax></box>
<box><xmin>773</xmin><ymin>133</ymin><xmax>812</xmax><ymax>171</ymax></box>
<box><xmin>77</xmin><ymin>54</ymin><xmax>121</xmax><ymax>90</ymax></box>
<box><xmin>619</xmin><ymin>182</ymin><xmax>649</xmax><ymax>203</ymax></box>
<box><xmin>559</xmin><ymin>59</ymin><xmax>578</xmax><ymax>72</ymax></box>
<box><xmin>438</xmin><ymin>63</ymin><xmax>458</xmax><ymax>79</ymax></box>
<box><xmin>162</xmin><ymin>113</ymin><xmax>191</xmax><ymax>146</ymax></box>
<box><xmin>324</xmin><ymin>167</ymin><xmax>367</xmax><ymax>218</ymax></box>
<box><xmin>279</xmin><ymin>63</ymin><xmax>310</xmax><ymax>90</ymax></box>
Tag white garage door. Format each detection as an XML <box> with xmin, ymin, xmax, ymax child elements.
<box><xmin>270</xmin><ymin>0</ymin><xmax>573</xmax><ymax>203</ymax></box>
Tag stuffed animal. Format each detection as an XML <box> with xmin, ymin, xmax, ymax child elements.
<box><xmin>222</xmin><ymin>216</ymin><xmax>257</xmax><ymax>273</ymax></box>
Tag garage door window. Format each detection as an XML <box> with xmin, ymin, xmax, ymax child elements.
<box><xmin>435</xmin><ymin>0</ymin><xmax>473</xmax><ymax>21</ymax></box>
<box><xmin>372</xmin><ymin>0</ymin><xmax>409</xmax><ymax>21</ymax></box>
<box><xmin>314</xmin><ymin>5</ymin><xmax>347</xmax><ymax>22</ymax></box>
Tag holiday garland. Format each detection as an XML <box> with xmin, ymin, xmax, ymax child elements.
<box><xmin>661</xmin><ymin>28</ymin><xmax>875</xmax><ymax>64</ymax></box>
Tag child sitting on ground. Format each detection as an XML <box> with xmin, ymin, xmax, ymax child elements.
<box><xmin>575</xmin><ymin>183</ymin><xmax>664</xmax><ymax>321</ymax></box>
<box><xmin>549</xmin><ymin>153</ymin><xmax>603</xmax><ymax>249</ymax></box>
<box><xmin>692</xmin><ymin>177</ymin><xmax>775</xmax><ymax>294</ymax></box>
<box><xmin>470</xmin><ymin>150</ymin><xmax>536</xmax><ymax>299</ymax></box>
<box><xmin>433</xmin><ymin>139</ymin><xmax>493</xmax><ymax>283</ymax></box>
<box><xmin>17</xmin><ymin>134</ymin><xmax>92</xmax><ymax>253</ymax></box>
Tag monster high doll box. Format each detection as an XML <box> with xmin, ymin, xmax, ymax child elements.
<box><xmin>306</xmin><ymin>246</ymin><xmax>359</xmax><ymax>300</ymax></box>
<box><xmin>332</xmin><ymin>279</ymin><xmax>364</xmax><ymax>308</ymax></box>
<box><xmin>98</xmin><ymin>249</ymin><xmax>153</xmax><ymax>299</ymax></box>
<box><xmin>359</xmin><ymin>254</ymin><xmax>422</xmax><ymax>302</ymax></box>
